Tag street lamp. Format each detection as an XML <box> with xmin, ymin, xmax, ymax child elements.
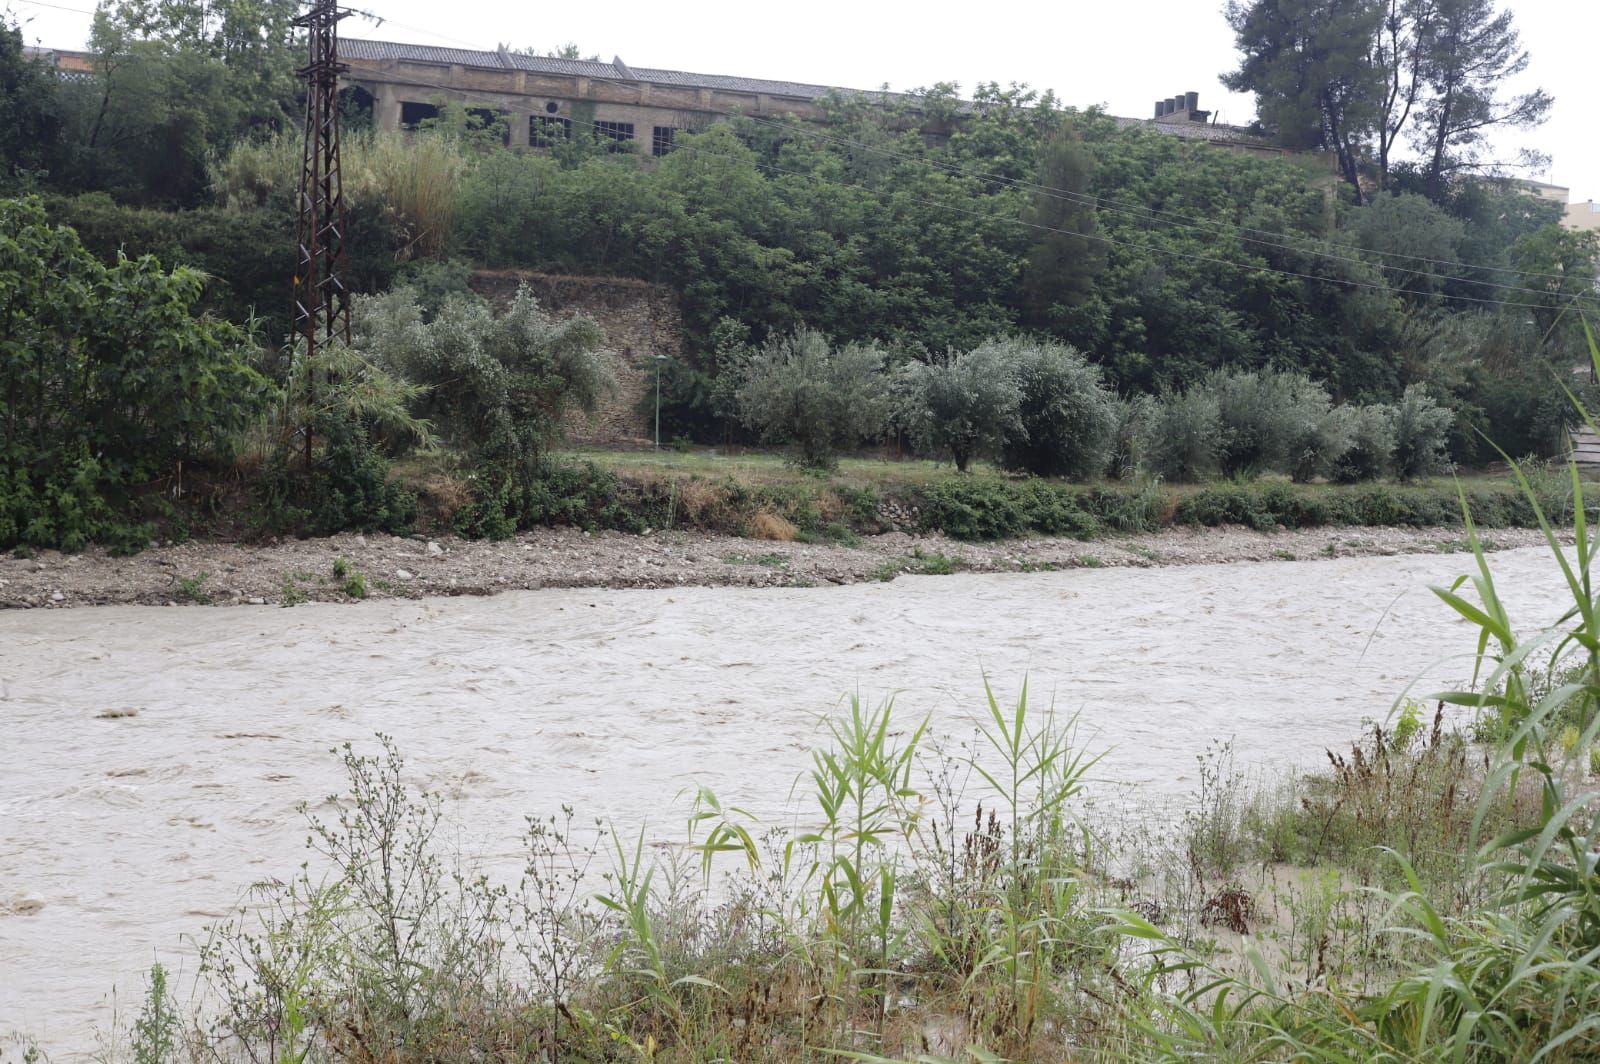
<box><xmin>654</xmin><ymin>354</ymin><xmax>667</xmax><ymax>450</ymax></box>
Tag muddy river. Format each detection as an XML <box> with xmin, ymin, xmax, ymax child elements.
<box><xmin>0</xmin><ymin>546</ymin><xmax>1574</xmax><ymax>1055</ymax></box>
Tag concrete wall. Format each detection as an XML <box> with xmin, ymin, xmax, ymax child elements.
<box><xmin>467</xmin><ymin>270</ymin><xmax>683</xmax><ymax>446</ymax></box>
<box><xmin>1565</xmin><ymin>200</ymin><xmax>1600</xmax><ymax>234</ymax></box>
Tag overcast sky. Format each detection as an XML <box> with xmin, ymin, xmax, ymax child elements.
<box><xmin>11</xmin><ymin>0</ymin><xmax>1594</xmax><ymax>203</ymax></box>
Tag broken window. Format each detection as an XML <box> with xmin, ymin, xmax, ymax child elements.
<box><xmin>339</xmin><ymin>86</ymin><xmax>375</xmax><ymax>133</ymax></box>
<box><xmin>399</xmin><ymin>101</ymin><xmax>439</xmax><ymax>129</ymax></box>
<box><xmin>651</xmin><ymin>126</ymin><xmax>676</xmax><ymax>156</ymax></box>
<box><xmin>531</xmin><ymin>115</ymin><xmax>572</xmax><ymax>147</ymax></box>
<box><xmin>466</xmin><ymin>107</ymin><xmax>510</xmax><ymax>145</ymax></box>
<box><xmin>592</xmin><ymin>121</ymin><xmax>635</xmax><ymax>151</ymax></box>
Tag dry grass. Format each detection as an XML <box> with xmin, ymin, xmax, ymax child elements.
<box><xmin>748</xmin><ymin>510</ymin><xmax>797</xmax><ymax>541</ymax></box>
<box><xmin>211</xmin><ymin>130</ymin><xmax>467</xmax><ymax>258</ymax></box>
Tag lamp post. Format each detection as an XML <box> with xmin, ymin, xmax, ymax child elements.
<box><xmin>654</xmin><ymin>354</ymin><xmax>667</xmax><ymax>450</ymax></box>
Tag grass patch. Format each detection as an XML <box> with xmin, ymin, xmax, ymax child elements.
<box><xmin>279</xmin><ymin>573</ymin><xmax>309</xmax><ymax>607</ymax></box>
<box><xmin>544</xmin><ymin>449</ymin><xmax>1566</xmax><ymax>547</ymax></box>
<box><xmin>175</xmin><ymin>571</ymin><xmax>211</xmax><ymax>604</ymax></box>
<box><xmin>871</xmin><ymin>547</ymin><xmax>959</xmax><ymax>581</ymax></box>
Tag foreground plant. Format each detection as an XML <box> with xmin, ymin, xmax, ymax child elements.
<box><xmin>1114</xmin><ymin>326</ymin><xmax>1600</xmax><ymax>1062</ymax></box>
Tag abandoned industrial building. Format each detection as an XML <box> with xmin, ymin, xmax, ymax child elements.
<box><xmin>30</xmin><ymin>34</ymin><xmax>1330</xmax><ymax>170</ymax></box>
<box><xmin>338</xmin><ymin>39</ymin><xmax>883</xmax><ymax>153</ymax></box>
<box><xmin>337</xmin><ymin>39</ymin><xmax>1312</xmax><ymax>164</ymax></box>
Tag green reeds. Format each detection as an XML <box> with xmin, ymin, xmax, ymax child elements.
<box><xmin>1111</xmin><ymin>321</ymin><xmax>1600</xmax><ymax>1062</ymax></box>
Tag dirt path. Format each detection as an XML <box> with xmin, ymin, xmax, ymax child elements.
<box><xmin>0</xmin><ymin>524</ymin><xmax>1552</xmax><ymax>610</ymax></box>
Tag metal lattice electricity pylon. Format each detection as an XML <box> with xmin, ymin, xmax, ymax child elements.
<box><xmin>291</xmin><ymin>0</ymin><xmax>352</xmax><ymax>465</ymax></box>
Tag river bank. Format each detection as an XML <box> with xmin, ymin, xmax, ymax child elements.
<box><xmin>0</xmin><ymin>523</ymin><xmax>1555</xmax><ymax>610</ymax></box>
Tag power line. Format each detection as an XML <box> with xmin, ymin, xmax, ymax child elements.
<box><xmin>721</xmin><ymin>110</ymin><xmax>1588</xmax><ymax>291</ymax></box>
<box><xmin>9</xmin><ymin>0</ymin><xmax>98</xmax><ymax>16</ymax></box>
<box><xmin>341</xmin><ymin>7</ymin><xmax>491</xmax><ymax>53</ymax></box>
<box><xmin>720</xmin><ymin>149</ymin><xmax>1593</xmax><ymax>315</ymax></box>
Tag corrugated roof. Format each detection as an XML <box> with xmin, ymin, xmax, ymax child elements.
<box><xmin>343</xmin><ymin>39</ymin><xmax>517</xmax><ymax>69</ymax></box>
<box><xmin>500</xmin><ymin>52</ymin><xmax>616</xmax><ymax>77</ymax></box>
<box><xmin>1112</xmin><ymin>115</ymin><xmax>1279</xmax><ymax>147</ymax></box>
<box><xmin>344</xmin><ymin>38</ymin><xmax>857</xmax><ymax>101</ymax></box>
<box><xmin>629</xmin><ymin>66</ymin><xmax>839</xmax><ymax>100</ymax></box>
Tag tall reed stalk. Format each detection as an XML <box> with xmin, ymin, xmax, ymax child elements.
<box><xmin>1115</xmin><ymin>323</ymin><xmax>1600</xmax><ymax>1061</ymax></box>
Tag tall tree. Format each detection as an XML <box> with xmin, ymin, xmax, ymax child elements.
<box><xmin>1020</xmin><ymin>121</ymin><xmax>1104</xmax><ymax>324</ymax></box>
<box><xmin>1223</xmin><ymin>0</ymin><xmax>1384</xmax><ymax>202</ymax></box>
<box><xmin>1413</xmin><ymin>0</ymin><xmax>1551</xmax><ymax>199</ymax></box>
<box><xmin>1371</xmin><ymin>0</ymin><xmax>1434</xmax><ymax>190</ymax></box>
<box><xmin>1507</xmin><ymin>225</ymin><xmax>1600</xmax><ymax>356</ymax></box>
<box><xmin>0</xmin><ymin>15</ymin><xmax>62</xmax><ymax>183</ymax></box>
<box><xmin>59</xmin><ymin>0</ymin><xmax>298</xmax><ymax>203</ymax></box>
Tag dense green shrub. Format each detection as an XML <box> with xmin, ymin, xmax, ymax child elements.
<box><xmin>995</xmin><ymin>338</ymin><xmax>1118</xmax><ymax>479</ymax></box>
<box><xmin>256</xmin><ymin>417</ymin><xmax>418</xmax><ymax>538</ymax></box>
<box><xmin>360</xmin><ymin>284</ymin><xmax>611</xmax><ymax>480</ymax></box>
<box><xmin>895</xmin><ymin>344</ymin><xmax>1024</xmax><ymax>472</ymax></box>
<box><xmin>1139</xmin><ymin>389</ymin><xmax>1223</xmax><ymax>482</ymax></box>
<box><xmin>1202</xmin><ymin>369</ymin><xmax>1349</xmax><ymax>479</ymax></box>
<box><xmin>918</xmin><ymin>478</ymin><xmax>1099</xmax><ymax>541</ymax></box>
<box><xmin>1017</xmin><ymin>481</ymin><xmax>1102</xmax><ymax>538</ymax></box>
<box><xmin>1332</xmin><ymin>403</ymin><xmax>1397</xmax><ymax>482</ymax></box>
<box><xmin>1390</xmin><ymin>385</ymin><xmax>1455</xmax><ymax>480</ymax></box>
<box><xmin>1104</xmin><ymin>396</ymin><xmax>1152</xmax><ymax>479</ymax></box>
<box><xmin>1077</xmin><ymin>480</ymin><xmax>1166</xmax><ymax>533</ymax></box>
<box><xmin>734</xmin><ymin>329</ymin><xmax>891</xmax><ymax>469</ymax></box>
<box><xmin>44</xmin><ymin>192</ymin><xmax>405</xmax><ymax>344</ymax></box>
<box><xmin>917</xmin><ymin>480</ymin><xmax>1007</xmax><ymax>541</ymax></box>
<box><xmin>0</xmin><ymin>198</ymin><xmax>272</xmax><ymax>552</ymax></box>
<box><xmin>336</xmin><ymin>283</ymin><xmax>613</xmax><ymax>537</ymax></box>
<box><xmin>1175</xmin><ymin>484</ymin><xmax>1288</xmax><ymax>531</ymax></box>
<box><xmin>393</xmin><ymin>258</ymin><xmax>478</xmax><ymax>319</ymax></box>
<box><xmin>636</xmin><ymin>357</ymin><xmax>720</xmax><ymax>445</ymax></box>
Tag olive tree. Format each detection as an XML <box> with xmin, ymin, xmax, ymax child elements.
<box><xmin>734</xmin><ymin>328</ymin><xmax>890</xmax><ymax>469</ymax></box>
<box><xmin>357</xmin><ymin>284</ymin><xmax>611</xmax><ymax>477</ymax></box>
<box><xmin>994</xmin><ymin>338</ymin><xmax>1118</xmax><ymax>480</ymax></box>
<box><xmin>895</xmin><ymin>344</ymin><xmax>1023</xmax><ymax>472</ymax></box>
<box><xmin>1205</xmin><ymin>368</ymin><xmax>1350</xmax><ymax>479</ymax></box>
<box><xmin>1390</xmin><ymin>384</ymin><xmax>1454</xmax><ymax>480</ymax></box>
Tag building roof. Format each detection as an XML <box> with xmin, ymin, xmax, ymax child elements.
<box><xmin>343</xmin><ymin>38</ymin><xmax>856</xmax><ymax>102</ymax></box>
<box><xmin>1111</xmin><ymin>115</ymin><xmax>1279</xmax><ymax>147</ymax></box>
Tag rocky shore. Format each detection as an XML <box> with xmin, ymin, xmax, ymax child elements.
<box><xmin>0</xmin><ymin>524</ymin><xmax>1554</xmax><ymax>611</ymax></box>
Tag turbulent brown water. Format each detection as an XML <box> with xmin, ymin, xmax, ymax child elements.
<box><xmin>0</xmin><ymin>547</ymin><xmax>1574</xmax><ymax>1055</ymax></box>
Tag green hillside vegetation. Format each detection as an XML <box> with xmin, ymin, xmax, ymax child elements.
<box><xmin>2</xmin><ymin>0</ymin><xmax>1597</xmax><ymax>553</ymax></box>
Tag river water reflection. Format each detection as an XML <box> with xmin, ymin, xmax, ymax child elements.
<box><xmin>0</xmin><ymin>546</ymin><xmax>1573</xmax><ymax>1054</ymax></box>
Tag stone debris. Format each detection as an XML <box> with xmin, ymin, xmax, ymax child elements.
<box><xmin>0</xmin><ymin>524</ymin><xmax>1550</xmax><ymax>612</ymax></box>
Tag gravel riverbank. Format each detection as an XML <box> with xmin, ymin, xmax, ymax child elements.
<box><xmin>0</xmin><ymin>523</ymin><xmax>1554</xmax><ymax>610</ymax></box>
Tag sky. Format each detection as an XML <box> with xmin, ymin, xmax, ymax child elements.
<box><xmin>9</xmin><ymin>0</ymin><xmax>1594</xmax><ymax>203</ymax></box>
